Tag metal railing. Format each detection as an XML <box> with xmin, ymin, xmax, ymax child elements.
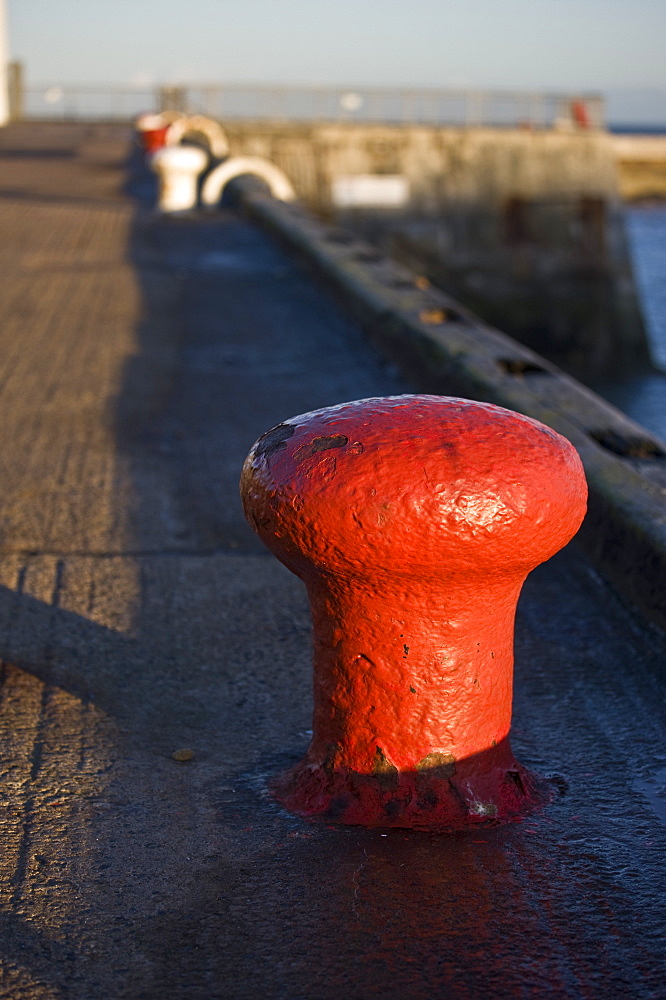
<box><xmin>23</xmin><ymin>85</ymin><xmax>159</xmax><ymax>121</ymax></box>
<box><xmin>21</xmin><ymin>83</ymin><xmax>605</xmax><ymax>130</ymax></box>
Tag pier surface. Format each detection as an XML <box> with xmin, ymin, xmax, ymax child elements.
<box><xmin>0</xmin><ymin>124</ymin><xmax>664</xmax><ymax>1000</ymax></box>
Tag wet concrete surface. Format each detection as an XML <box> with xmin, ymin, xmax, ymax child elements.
<box><xmin>0</xmin><ymin>125</ymin><xmax>665</xmax><ymax>999</ymax></box>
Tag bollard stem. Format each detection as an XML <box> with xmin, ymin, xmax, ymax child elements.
<box><xmin>274</xmin><ymin>572</ymin><xmax>539</xmax><ymax>828</ymax></box>
<box><xmin>305</xmin><ymin>574</ymin><xmax>523</xmax><ymax>771</ymax></box>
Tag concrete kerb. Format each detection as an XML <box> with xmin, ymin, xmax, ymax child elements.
<box><xmin>237</xmin><ymin>184</ymin><xmax>666</xmax><ymax>632</ymax></box>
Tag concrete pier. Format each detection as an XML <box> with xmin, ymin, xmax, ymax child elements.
<box><xmin>0</xmin><ymin>124</ymin><xmax>664</xmax><ymax>1000</ymax></box>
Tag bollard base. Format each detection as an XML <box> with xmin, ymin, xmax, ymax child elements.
<box><xmin>273</xmin><ymin>739</ymin><xmax>547</xmax><ymax>831</ymax></box>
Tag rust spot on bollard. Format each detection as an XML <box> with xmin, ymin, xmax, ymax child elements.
<box><xmin>240</xmin><ymin>395</ymin><xmax>587</xmax><ymax>830</ymax></box>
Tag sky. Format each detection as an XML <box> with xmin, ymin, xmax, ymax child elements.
<box><xmin>6</xmin><ymin>0</ymin><xmax>666</xmax><ymax>123</ymax></box>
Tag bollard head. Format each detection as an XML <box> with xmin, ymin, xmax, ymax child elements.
<box><xmin>150</xmin><ymin>144</ymin><xmax>209</xmax><ymax>175</ymax></box>
<box><xmin>241</xmin><ymin>395</ymin><xmax>588</xmax><ymax>830</ymax></box>
<box><xmin>241</xmin><ymin>395</ymin><xmax>587</xmax><ymax>585</ymax></box>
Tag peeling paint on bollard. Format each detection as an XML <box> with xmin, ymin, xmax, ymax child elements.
<box><xmin>241</xmin><ymin>395</ymin><xmax>588</xmax><ymax>830</ymax></box>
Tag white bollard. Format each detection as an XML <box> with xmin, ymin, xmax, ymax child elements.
<box><xmin>150</xmin><ymin>145</ymin><xmax>209</xmax><ymax>213</ymax></box>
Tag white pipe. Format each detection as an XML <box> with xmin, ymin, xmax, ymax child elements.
<box><xmin>201</xmin><ymin>156</ymin><xmax>296</xmax><ymax>207</ymax></box>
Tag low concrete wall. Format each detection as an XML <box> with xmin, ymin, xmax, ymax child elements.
<box><xmin>611</xmin><ymin>134</ymin><xmax>666</xmax><ymax>201</ymax></box>
<box><xmin>238</xmin><ymin>183</ymin><xmax>666</xmax><ymax>631</ymax></box>
<box><xmin>224</xmin><ymin>123</ymin><xmax>619</xmax><ymax>205</ymax></box>
<box><xmin>220</xmin><ymin>122</ymin><xmax>651</xmax><ymax>379</ymax></box>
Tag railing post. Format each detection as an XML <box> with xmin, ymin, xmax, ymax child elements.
<box><xmin>7</xmin><ymin>60</ymin><xmax>22</xmax><ymax>121</ymax></box>
<box><xmin>0</xmin><ymin>0</ymin><xmax>9</xmax><ymax>127</ymax></box>
<box><xmin>158</xmin><ymin>85</ymin><xmax>187</xmax><ymax>114</ymax></box>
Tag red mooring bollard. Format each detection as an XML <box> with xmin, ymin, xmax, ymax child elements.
<box><xmin>241</xmin><ymin>395</ymin><xmax>588</xmax><ymax>829</ymax></box>
<box><xmin>135</xmin><ymin>113</ymin><xmax>170</xmax><ymax>155</ymax></box>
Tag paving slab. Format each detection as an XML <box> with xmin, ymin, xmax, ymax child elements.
<box><xmin>0</xmin><ymin>125</ymin><xmax>664</xmax><ymax>1000</ymax></box>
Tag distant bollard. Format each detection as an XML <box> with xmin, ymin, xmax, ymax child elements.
<box><xmin>241</xmin><ymin>395</ymin><xmax>588</xmax><ymax>830</ymax></box>
<box><xmin>150</xmin><ymin>145</ymin><xmax>209</xmax><ymax>214</ymax></box>
<box><xmin>135</xmin><ymin>113</ymin><xmax>171</xmax><ymax>155</ymax></box>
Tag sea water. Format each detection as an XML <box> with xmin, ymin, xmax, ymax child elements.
<box><xmin>593</xmin><ymin>205</ymin><xmax>666</xmax><ymax>438</ymax></box>
<box><xmin>627</xmin><ymin>205</ymin><xmax>666</xmax><ymax>372</ymax></box>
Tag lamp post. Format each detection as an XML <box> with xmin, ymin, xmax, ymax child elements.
<box><xmin>0</xmin><ymin>0</ymin><xmax>9</xmax><ymax>127</ymax></box>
